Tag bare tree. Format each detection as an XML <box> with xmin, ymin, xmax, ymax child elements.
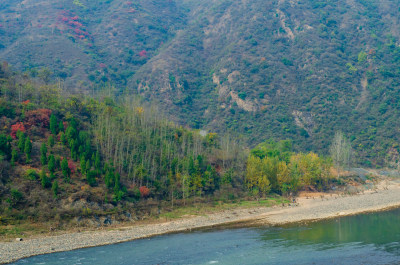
<box><xmin>330</xmin><ymin>131</ymin><xmax>353</xmax><ymax>177</ymax></box>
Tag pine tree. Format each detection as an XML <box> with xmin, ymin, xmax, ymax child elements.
<box><xmin>52</xmin><ymin>180</ymin><xmax>59</xmax><ymax>198</ymax></box>
<box><xmin>40</xmin><ymin>142</ymin><xmax>48</xmax><ymax>165</ymax></box>
<box><xmin>40</xmin><ymin>169</ymin><xmax>51</xmax><ymax>188</ymax></box>
<box><xmin>58</xmin><ymin>121</ymin><xmax>64</xmax><ymax>133</ymax></box>
<box><xmin>48</xmin><ymin>155</ymin><xmax>55</xmax><ymax>173</ymax></box>
<box><xmin>17</xmin><ymin>131</ymin><xmax>25</xmax><ymax>151</ymax></box>
<box><xmin>86</xmin><ymin>159</ymin><xmax>91</xmax><ymax>173</ymax></box>
<box><xmin>11</xmin><ymin>149</ymin><xmax>18</xmax><ymax>166</ymax></box>
<box><xmin>48</xmin><ymin>135</ymin><xmax>55</xmax><ymax>148</ymax></box>
<box><xmin>80</xmin><ymin>156</ymin><xmax>86</xmax><ymax>174</ymax></box>
<box><xmin>24</xmin><ymin>136</ymin><xmax>32</xmax><ymax>162</ymax></box>
<box><xmin>50</xmin><ymin>114</ymin><xmax>57</xmax><ymax>135</ymax></box>
<box><xmin>60</xmin><ymin>132</ymin><xmax>66</xmax><ymax>145</ymax></box>
<box><xmin>86</xmin><ymin>170</ymin><xmax>97</xmax><ymax>187</ymax></box>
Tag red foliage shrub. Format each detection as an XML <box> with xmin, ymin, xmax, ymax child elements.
<box><xmin>68</xmin><ymin>160</ymin><xmax>76</xmax><ymax>175</ymax></box>
<box><xmin>139</xmin><ymin>50</ymin><xmax>147</xmax><ymax>57</ymax></box>
<box><xmin>71</xmin><ymin>16</ymin><xmax>79</xmax><ymax>20</ymax></box>
<box><xmin>10</xmin><ymin>122</ymin><xmax>26</xmax><ymax>139</ymax></box>
<box><xmin>22</xmin><ymin>100</ymin><xmax>30</xmax><ymax>105</ymax></box>
<box><xmin>24</xmin><ymin>109</ymin><xmax>52</xmax><ymax>129</ymax></box>
<box><xmin>139</xmin><ymin>186</ymin><xmax>150</xmax><ymax>198</ymax></box>
<box><xmin>60</xmin><ymin>16</ymin><xmax>69</xmax><ymax>22</ymax></box>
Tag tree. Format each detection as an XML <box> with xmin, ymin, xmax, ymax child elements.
<box><xmin>38</xmin><ymin>67</ymin><xmax>52</xmax><ymax>84</ymax></box>
<box><xmin>48</xmin><ymin>155</ymin><xmax>55</xmax><ymax>173</ymax></box>
<box><xmin>48</xmin><ymin>135</ymin><xmax>55</xmax><ymax>147</ymax></box>
<box><xmin>11</xmin><ymin>149</ymin><xmax>18</xmax><ymax>166</ymax></box>
<box><xmin>58</xmin><ymin>121</ymin><xmax>64</xmax><ymax>133</ymax></box>
<box><xmin>60</xmin><ymin>132</ymin><xmax>66</xmax><ymax>145</ymax></box>
<box><xmin>52</xmin><ymin>180</ymin><xmax>59</xmax><ymax>198</ymax></box>
<box><xmin>61</xmin><ymin>158</ymin><xmax>70</xmax><ymax>181</ymax></box>
<box><xmin>86</xmin><ymin>170</ymin><xmax>97</xmax><ymax>187</ymax></box>
<box><xmin>40</xmin><ymin>169</ymin><xmax>51</xmax><ymax>188</ymax></box>
<box><xmin>50</xmin><ymin>114</ymin><xmax>58</xmax><ymax>135</ymax></box>
<box><xmin>330</xmin><ymin>131</ymin><xmax>353</xmax><ymax>176</ymax></box>
<box><xmin>85</xmin><ymin>159</ymin><xmax>91</xmax><ymax>173</ymax></box>
<box><xmin>40</xmin><ymin>142</ymin><xmax>48</xmax><ymax>165</ymax></box>
<box><xmin>17</xmin><ymin>131</ymin><xmax>26</xmax><ymax>150</ymax></box>
<box><xmin>0</xmin><ymin>134</ymin><xmax>12</xmax><ymax>159</ymax></box>
<box><xmin>95</xmin><ymin>151</ymin><xmax>101</xmax><ymax>172</ymax></box>
<box><xmin>24</xmin><ymin>136</ymin><xmax>32</xmax><ymax>162</ymax></box>
<box><xmin>11</xmin><ymin>123</ymin><xmax>26</xmax><ymax>139</ymax></box>
<box><xmin>80</xmin><ymin>156</ymin><xmax>86</xmax><ymax>174</ymax></box>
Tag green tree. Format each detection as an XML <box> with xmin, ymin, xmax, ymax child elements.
<box><xmin>60</xmin><ymin>132</ymin><xmax>66</xmax><ymax>145</ymax></box>
<box><xmin>50</xmin><ymin>114</ymin><xmax>58</xmax><ymax>135</ymax></box>
<box><xmin>52</xmin><ymin>180</ymin><xmax>59</xmax><ymax>198</ymax></box>
<box><xmin>80</xmin><ymin>156</ymin><xmax>86</xmax><ymax>174</ymax></box>
<box><xmin>17</xmin><ymin>131</ymin><xmax>26</xmax><ymax>151</ymax></box>
<box><xmin>48</xmin><ymin>155</ymin><xmax>56</xmax><ymax>173</ymax></box>
<box><xmin>95</xmin><ymin>151</ymin><xmax>101</xmax><ymax>172</ymax></box>
<box><xmin>40</xmin><ymin>169</ymin><xmax>51</xmax><ymax>188</ymax></box>
<box><xmin>86</xmin><ymin>159</ymin><xmax>91</xmax><ymax>172</ymax></box>
<box><xmin>58</xmin><ymin>121</ymin><xmax>64</xmax><ymax>133</ymax></box>
<box><xmin>61</xmin><ymin>158</ymin><xmax>70</xmax><ymax>182</ymax></box>
<box><xmin>48</xmin><ymin>135</ymin><xmax>55</xmax><ymax>147</ymax></box>
<box><xmin>11</xmin><ymin>149</ymin><xmax>18</xmax><ymax>166</ymax></box>
<box><xmin>24</xmin><ymin>136</ymin><xmax>32</xmax><ymax>162</ymax></box>
<box><xmin>40</xmin><ymin>142</ymin><xmax>48</xmax><ymax>165</ymax></box>
<box><xmin>86</xmin><ymin>170</ymin><xmax>97</xmax><ymax>187</ymax></box>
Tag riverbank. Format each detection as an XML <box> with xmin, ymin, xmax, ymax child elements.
<box><xmin>2</xmin><ymin>179</ymin><xmax>400</xmax><ymax>264</ymax></box>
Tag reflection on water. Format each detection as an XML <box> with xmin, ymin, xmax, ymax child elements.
<box><xmin>260</xmin><ymin>208</ymin><xmax>400</xmax><ymax>255</ymax></box>
<box><xmin>12</xmin><ymin>208</ymin><xmax>400</xmax><ymax>265</ymax></box>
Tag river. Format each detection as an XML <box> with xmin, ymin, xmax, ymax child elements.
<box><xmin>12</xmin><ymin>208</ymin><xmax>400</xmax><ymax>264</ymax></box>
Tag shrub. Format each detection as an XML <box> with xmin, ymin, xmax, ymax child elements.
<box><xmin>139</xmin><ymin>186</ymin><xmax>150</xmax><ymax>198</ymax></box>
<box><xmin>25</xmin><ymin>169</ymin><xmax>39</xmax><ymax>180</ymax></box>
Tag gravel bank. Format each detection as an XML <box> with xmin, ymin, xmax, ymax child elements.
<box><xmin>2</xmin><ymin>180</ymin><xmax>400</xmax><ymax>264</ymax></box>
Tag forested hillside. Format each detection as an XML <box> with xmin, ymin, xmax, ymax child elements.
<box><xmin>1</xmin><ymin>0</ymin><xmax>400</xmax><ymax>166</ymax></box>
<box><xmin>1</xmin><ymin>63</ymin><xmax>340</xmax><ymax>226</ymax></box>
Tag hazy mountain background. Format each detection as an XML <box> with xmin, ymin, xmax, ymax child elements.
<box><xmin>1</xmin><ymin>0</ymin><xmax>400</xmax><ymax>166</ymax></box>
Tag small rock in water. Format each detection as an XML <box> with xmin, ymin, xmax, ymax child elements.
<box><xmin>16</xmin><ymin>238</ymin><xmax>23</xmax><ymax>241</ymax></box>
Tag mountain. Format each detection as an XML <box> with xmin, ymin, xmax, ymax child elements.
<box><xmin>1</xmin><ymin>0</ymin><xmax>400</xmax><ymax>166</ymax></box>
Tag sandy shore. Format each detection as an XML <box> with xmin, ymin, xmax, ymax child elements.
<box><xmin>2</xmin><ymin>179</ymin><xmax>400</xmax><ymax>264</ymax></box>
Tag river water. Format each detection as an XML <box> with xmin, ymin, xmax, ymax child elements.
<box><xmin>13</xmin><ymin>208</ymin><xmax>400</xmax><ymax>264</ymax></box>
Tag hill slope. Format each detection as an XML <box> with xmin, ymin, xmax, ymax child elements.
<box><xmin>1</xmin><ymin>0</ymin><xmax>400</xmax><ymax>165</ymax></box>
